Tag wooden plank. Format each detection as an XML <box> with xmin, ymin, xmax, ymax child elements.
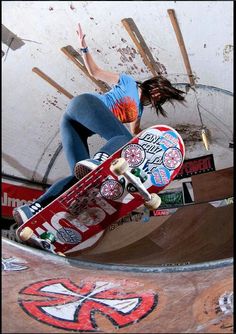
<box><xmin>192</xmin><ymin>167</ymin><xmax>233</xmax><ymax>202</ymax></box>
<box><xmin>32</xmin><ymin>67</ymin><xmax>74</xmax><ymax>99</ymax></box>
<box><xmin>121</xmin><ymin>18</ymin><xmax>163</xmax><ymax>76</ymax></box>
<box><xmin>167</xmin><ymin>9</ymin><xmax>195</xmax><ymax>86</ymax></box>
<box><xmin>61</xmin><ymin>45</ymin><xmax>110</xmax><ymax>93</ymax></box>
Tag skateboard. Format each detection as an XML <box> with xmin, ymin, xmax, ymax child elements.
<box><xmin>16</xmin><ymin>125</ymin><xmax>185</xmax><ymax>255</ymax></box>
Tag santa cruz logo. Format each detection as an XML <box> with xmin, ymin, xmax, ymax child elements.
<box><xmin>159</xmin><ymin>131</ymin><xmax>179</xmax><ymax>149</ymax></box>
<box><xmin>18</xmin><ymin>278</ymin><xmax>158</xmax><ymax>331</ymax></box>
<box><xmin>151</xmin><ymin>167</ymin><xmax>171</xmax><ymax>187</ymax></box>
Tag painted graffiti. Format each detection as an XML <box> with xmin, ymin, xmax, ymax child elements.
<box><xmin>19</xmin><ymin>278</ymin><xmax>158</xmax><ymax>331</ymax></box>
<box><xmin>218</xmin><ymin>292</ymin><xmax>233</xmax><ymax>315</ymax></box>
<box><xmin>2</xmin><ymin>257</ymin><xmax>28</xmax><ymax>271</ymax></box>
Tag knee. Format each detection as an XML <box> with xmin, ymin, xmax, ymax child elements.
<box><xmin>59</xmin><ymin>113</ymin><xmax>66</xmax><ymax>128</ymax></box>
<box><xmin>121</xmin><ymin>133</ymin><xmax>133</xmax><ymax>144</ymax></box>
<box><xmin>59</xmin><ymin>113</ymin><xmax>71</xmax><ymax>135</ymax></box>
<box><xmin>66</xmin><ymin>94</ymin><xmax>93</xmax><ymax>117</ymax></box>
<box><xmin>70</xmin><ymin>94</ymin><xmax>90</xmax><ymax>106</ymax></box>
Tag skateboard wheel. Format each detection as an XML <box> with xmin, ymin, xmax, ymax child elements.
<box><xmin>19</xmin><ymin>227</ymin><xmax>34</xmax><ymax>241</ymax></box>
<box><xmin>57</xmin><ymin>252</ymin><xmax>66</xmax><ymax>257</ymax></box>
<box><xmin>144</xmin><ymin>193</ymin><xmax>161</xmax><ymax>210</ymax></box>
<box><xmin>110</xmin><ymin>157</ymin><xmax>129</xmax><ymax>175</ymax></box>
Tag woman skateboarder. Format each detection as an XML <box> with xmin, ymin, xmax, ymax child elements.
<box><xmin>13</xmin><ymin>23</ymin><xmax>185</xmax><ymax>226</ymax></box>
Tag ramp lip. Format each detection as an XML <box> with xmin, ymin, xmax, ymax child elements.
<box><xmin>3</xmin><ymin>238</ymin><xmax>233</xmax><ymax>273</ymax></box>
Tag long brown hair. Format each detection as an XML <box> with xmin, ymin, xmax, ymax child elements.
<box><xmin>138</xmin><ymin>76</ymin><xmax>185</xmax><ymax>117</ymax></box>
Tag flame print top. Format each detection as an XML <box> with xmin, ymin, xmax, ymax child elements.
<box><xmin>92</xmin><ymin>74</ymin><xmax>143</xmax><ymax>123</ymax></box>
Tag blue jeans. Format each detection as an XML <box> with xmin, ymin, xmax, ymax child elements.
<box><xmin>36</xmin><ymin>94</ymin><xmax>132</xmax><ymax>206</ymax></box>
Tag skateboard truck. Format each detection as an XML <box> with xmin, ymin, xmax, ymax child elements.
<box><xmin>110</xmin><ymin>158</ymin><xmax>161</xmax><ymax>210</ymax></box>
<box><xmin>19</xmin><ymin>227</ymin><xmax>65</xmax><ymax>257</ymax></box>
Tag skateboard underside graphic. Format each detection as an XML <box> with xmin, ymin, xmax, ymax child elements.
<box><xmin>16</xmin><ymin>125</ymin><xmax>185</xmax><ymax>255</ymax></box>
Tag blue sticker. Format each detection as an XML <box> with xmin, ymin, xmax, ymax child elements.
<box><xmin>56</xmin><ymin>228</ymin><xmax>82</xmax><ymax>244</ymax></box>
<box><xmin>160</xmin><ymin>131</ymin><xmax>179</xmax><ymax>150</ymax></box>
<box><xmin>151</xmin><ymin>167</ymin><xmax>171</xmax><ymax>187</ymax></box>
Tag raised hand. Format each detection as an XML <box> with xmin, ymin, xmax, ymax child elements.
<box><xmin>76</xmin><ymin>23</ymin><xmax>87</xmax><ymax>48</ymax></box>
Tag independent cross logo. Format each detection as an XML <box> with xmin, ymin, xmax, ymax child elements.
<box><xmin>18</xmin><ymin>278</ymin><xmax>158</xmax><ymax>331</ymax></box>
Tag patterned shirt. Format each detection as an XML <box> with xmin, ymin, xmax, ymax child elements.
<box><xmin>92</xmin><ymin>73</ymin><xmax>143</xmax><ymax>123</ymax></box>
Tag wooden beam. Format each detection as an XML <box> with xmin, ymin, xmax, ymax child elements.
<box><xmin>167</xmin><ymin>9</ymin><xmax>195</xmax><ymax>86</ymax></box>
<box><xmin>61</xmin><ymin>45</ymin><xmax>110</xmax><ymax>93</ymax></box>
<box><xmin>32</xmin><ymin>67</ymin><xmax>74</xmax><ymax>99</ymax></box>
<box><xmin>121</xmin><ymin>18</ymin><xmax>163</xmax><ymax>76</ymax></box>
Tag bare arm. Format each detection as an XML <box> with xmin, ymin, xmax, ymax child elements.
<box><xmin>77</xmin><ymin>24</ymin><xmax>120</xmax><ymax>86</ymax></box>
<box><xmin>129</xmin><ymin>118</ymin><xmax>142</xmax><ymax>136</ymax></box>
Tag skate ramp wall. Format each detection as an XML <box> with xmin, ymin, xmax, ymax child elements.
<box><xmin>70</xmin><ymin>167</ymin><xmax>233</xmax><ymax>265</ymax></box>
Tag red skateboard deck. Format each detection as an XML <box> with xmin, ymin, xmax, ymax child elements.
<box><xmin>16</xmin><ymin>125</ymin><xmax>185</xmax><ymax>255</ymax></box>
